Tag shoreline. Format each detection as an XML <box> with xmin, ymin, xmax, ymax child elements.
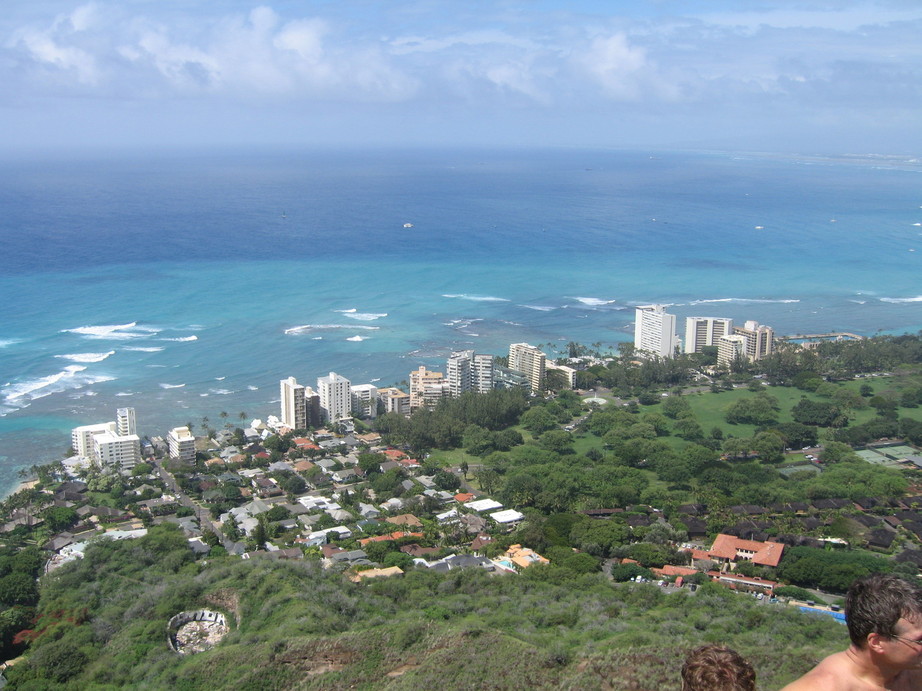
<box><xmin>2</xmin><ymin>478</ymin><xmax>39</xmax><ymax>502</ymax></box>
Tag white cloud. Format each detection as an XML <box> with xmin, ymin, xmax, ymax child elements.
<box><xmin>0</xmin><ymin>1</ymin><xmax>918</xmax><ymax>150</ymax></box>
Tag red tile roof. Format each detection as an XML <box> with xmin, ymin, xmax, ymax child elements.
<box><xmin>708</xmin><ymin>534</ymin><xmax>785</xmax><ymax>567</ymax></box>
<box><xmin>357</xmin><ymin>531</ymin><xmax>424</xmax><ymax>546</ymax></box>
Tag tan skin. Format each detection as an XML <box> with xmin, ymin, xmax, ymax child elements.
<box><xmin>781</xmin><ymin>618</ymin><xmax>922</xmax><ymax>691</ymax></box>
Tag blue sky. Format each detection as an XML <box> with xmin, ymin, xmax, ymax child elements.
<box><xmin>2</xmin><ymin>1</ymin><xmax>920</xmax><ymax>153</ymax></box>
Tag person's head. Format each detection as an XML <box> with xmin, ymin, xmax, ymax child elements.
<box><xmin>845</xmin><ymin>573</ymin><xmax>922</xmax><ymax>649</ymax></box>
<box><xmin>681</xmin><ymin>645</ymin><xmax>756</xmax><ymax>691</ymax></box>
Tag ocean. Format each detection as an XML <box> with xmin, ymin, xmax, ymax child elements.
<box><xmin>1</xmin><ymin>147</ymin><xmax>920</xmax><ymax>496</ymax></box>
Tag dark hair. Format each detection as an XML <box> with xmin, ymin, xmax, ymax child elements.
<box><xmin>681</xmin><ymin>645</ymin><xmax>756</xmax><ymax>691</ymax></box>
<box><xmin>845</xmin><ymin>573</ymin><xmax>922</xmax><ymax>647</ymax></box>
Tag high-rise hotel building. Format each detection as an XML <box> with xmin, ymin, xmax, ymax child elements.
<box><xmin>317</xmin><ymin>372</ymin><xmax>352</xmax><ymax>423</ymax></box>
<box><xmin>684</xmin><ymin>317</ymin><xmax>734</xmax><ymax>354</ymax></box>
<box><xmin>508</xmin><ymin>343</ymin><xmax>546</xmax><ymax>393</ymax></box>
<box><xmin>446</xmin><ymin>350</ymin><xmax>494</xmax><ymax>397</ymax></box>
<box><xmin>634</xmin><ymin>305</ymin><xmax>679</xmax><ymax>358</ymax></box>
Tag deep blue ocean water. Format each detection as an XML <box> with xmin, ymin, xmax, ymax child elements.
<box><xmin>1</xmin><ymin>148</ymin><xmax>920</xmax><ymax>496</ymax></box>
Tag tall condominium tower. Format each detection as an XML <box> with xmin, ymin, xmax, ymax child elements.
<box><xmin>684</xmin><ymin>317</ymin><xmax>733</xmax><ymax>354</ymax></box>
<box><xmin>634</xmin><ymin>305</ymin><xmax>679</xmax><ymax>358</ymax></box>
<box><xmin>116</xmin><ymin>407</ymin><xmax>136</xmax><ymax>436</ymax></box>
<box><xmin>733</xmin><ymin>321</ymin><xmax>775</xmax><ymax>360</ymax></box>
<box><xmin>446</xmin><ymin>350</ymin><xmax>494</xmax><ymax>397</ymax></box>
<box><xmin>508</xmin><ymin>343</ymin><xmax>546</xmax><ymax>393</ymax></box>
<box><xmin>280</xmin><ymin>376</ymin><xmax>307</xmax><ymax>429</ymax></box>
<box><xmin>317</xmin><ymin>371</ymin><xmax>352</xmax><ymax>423</ymax></box>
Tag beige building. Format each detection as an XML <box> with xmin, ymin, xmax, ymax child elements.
<box><xmin>508</xmin><ymin>343</ymin><xmax>546</xmax><ymax>393</ymax></box>
<box><xmin>409</xmin><ymin>366</ymin><xmax>444</xmax><ymax>410</ymax></box>
<box><xmin>684</xmin><ymin>317</ymin><xmax>733</xmax><ymax>354</ymax></box>
<box><xmin>733</xmin><ymin>320</ymin><xmax>775</xmax><ymax>360</ymax></box>
<box><xmin>378</xmin><ymin>387</ymin><xmax>411</xmax><ymax>415</ymax></box>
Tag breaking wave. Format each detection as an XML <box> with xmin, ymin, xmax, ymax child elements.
<box><xmin>55</xmin><ymin>351</ymin><xmax>115</xmax><ymax>363</ymax></box>
<box><xmin>442</xmin><ymin>294</ymin><xmax>510</xmax><ymax>302</ymax></box>
<box><xmin>1</xmin><ymin>366</ymin><xmax>116</xmax><ymax>411</ymax></box>
<box><xmin>285</xmin><ymin>324</ymin><xmax>380</xmax><ymax>335</ymax></box>
<box><xmin>880</xmin><ymin>296</ymin><xmax>922</xmax><ymax>303</ymax></box>
<box><xmin>62</xmin><ymin>322</ymin><xmax>159</xmax><ymax>340</ymax></box>
<box><xmin>571</xmin><ymin>297</ymin><xmax>616</xmax><ymax>306</ymax></box>
<box><xmin>689</xmin><ymin>297</ymin><xmax>800</xmax><ymax>305</ymax></box>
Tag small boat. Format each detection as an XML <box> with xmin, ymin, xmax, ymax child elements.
<box><xmin>403</xmin><ymin>222</ymin><xmax>414</xmax><ymax>228</ymax></box>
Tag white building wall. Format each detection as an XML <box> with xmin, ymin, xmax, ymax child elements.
<box><xmin>280</xmin><ymin>376</ymin><xmax>307</xmax><ymax>429</ymax></box>
<box><xmin>168</xmin><ymin>426</ymin><xmax>196</xmax><ymax>462</ymax></box>
<box><xmin>317</xmin><ymin>372</ymin><xmax>352</xmax><ymax>422</ymax></box>
<box><xmin>634</xmin><ymin>305</ymin><xmax>678</xmax><ymax>358</ymax></box>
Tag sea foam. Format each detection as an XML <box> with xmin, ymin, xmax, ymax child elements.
<box><xmin>689</xmin><ymin>297</ymin><xmax>800</xmax><ymax>305</ymax></box>
<box><xmin>123</xmin><ymin>346</ymin><xmax>165</xmax><ymax>352</ymax></box>
<box><xmin>63</xmin><ymin>322</ymin><xmax>159</xmax><ymax>340</ymax></box>
<box><xmin>161</xmin><ymin>335</ymin><xmax>198</xmax><ymax>342</ymax></box>
<box><xmin>880</xmin><ymin>296</ymin><xmax>922</xmax><ymax>303</ymax></box>
<box><xmin>2</xmin><ymin>366</ymin><xmax>116</xmax><ymax>410</ymax></box>
<box><xmin>55</xmin><ymin>351</ymin><xmax>115</xmax><ymax>363</ymax></box>
<box><xmin>159</xmin><ymin>383</ymin><xmax>186</xmax><ymax>389</ymax></box>
<box><xmin>442</xmin><ymin>294</ymin><xmax>510</xmax><ymax>302</ymax></box>
<box><xmin>571</xmin><ymin>297</ymin><xmax>616</xmax><ymax>306</ymax></box>
<box><xmin>285</xmin><ymin>324</ymin><xmax>380</xmax><ymax>335</ymax></box>
<box><xmin>344</xmin><ymin>312</ymin><xmax>387</xmax><ymax>321</ymax></box>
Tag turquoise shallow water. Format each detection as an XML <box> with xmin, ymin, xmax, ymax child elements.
<box><xmin>1</xmin><ymin>148</ymin><xmax>920</xmax><ymax>495</ymax></box>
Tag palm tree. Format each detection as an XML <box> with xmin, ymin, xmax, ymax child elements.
<box><xmin>239</xmin><ymin>411</ymin><xmax>247</xmax><ymax>422</ymax></box>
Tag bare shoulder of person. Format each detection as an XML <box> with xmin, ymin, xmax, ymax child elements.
<box><xmin>780</xmin><ymin>653</ymin><xmax>849</xmax><ymax>691</ymax></box>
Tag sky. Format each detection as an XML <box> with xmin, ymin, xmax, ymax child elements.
<box><xmin>1</xmin><ymin>1</ymin><xmax>920</xmax><ymax>154</ymax></box>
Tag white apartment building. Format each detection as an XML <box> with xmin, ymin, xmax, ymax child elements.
<box><xmin>684</xmin><ymin>317</ymin><xmax>734</xmax><ymax>354</ymax></box>
<box><xmin>634</xmin><ymin>305</ymin><xmax>679</xmax><ymax>358</ymax></box>
<box><xmin>167</xmin><ymin>425</ymin><xmax>196</xmax><ymax>462</ymax></box>
<box><xmin>717</xmin><ymin>334</ymin><xmax>748</xmax><ymax>367</ymax></box>
<box><xmin>71</xmin><ymin>407</ymin><xmax>141</xmax><ymax>469</ymax></box>
<box><xmin>116</xmin><ymin>407</ymin><xmax>136</xmax><ymax>437</ymax></box>
<box><xmin>317</xmin><ymin>371</ymin><xmax>352</xmax><ymax>423</ymax></box>
<box><xmin>446</xmin><ymin>350</ymin><xmax>494</xmax><ymax>397</ymax></box>
<box><xmin>508</xmin><ymin>343</ymin><xmax>546</xmax><ymax>393</ymax></box>
<box><xmin>72</xmin><ymin>422</ymin><xmax>114</xmax><ymax>459</ymax></box>
<box><xmin>93</xmin><ymin>431</ymin><xmax>141</xmax><ymax>470</ymax></box>
<box><xmin>423</xmin><ymin>381</ymin><xmax>452</xmax><ymax>409</ymax></box>
<box><xmin>409</xmin><ymin>366</ymin><xmax>444</xmax><ymax>410</ymax></box>
<box><xmin>351</xmin><ymin>384</ymin><xmax>379</xmax><ymax>419</ymax></box>
<box><xmin>280</xmin><ymin>376</ymin><xmax>307</xmax><ymax>429</ymax></box>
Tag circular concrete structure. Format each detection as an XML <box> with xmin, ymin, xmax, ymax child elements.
<box><xmin>167</xmin><ymin>609</ymin><xmax>229</xmax><ymax>654</ymax></box>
